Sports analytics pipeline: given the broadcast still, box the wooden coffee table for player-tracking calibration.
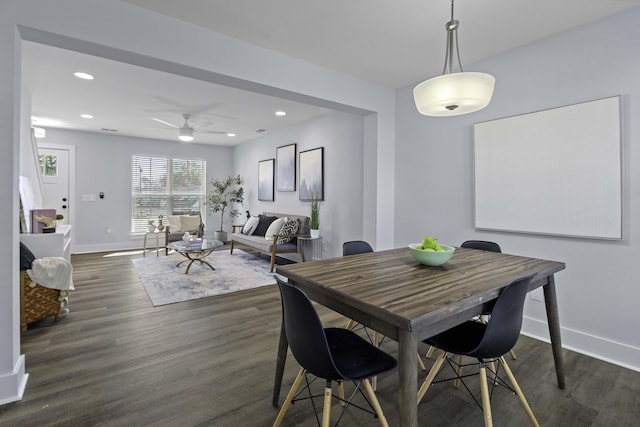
[167,240,223,274]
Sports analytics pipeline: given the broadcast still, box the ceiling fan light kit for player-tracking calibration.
[413,0,495,117]
[178,126,194,142]
[151,113,230,142]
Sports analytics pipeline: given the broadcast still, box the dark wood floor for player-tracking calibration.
[2,250,639,426]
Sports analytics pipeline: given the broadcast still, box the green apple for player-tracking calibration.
[422,237,438,249]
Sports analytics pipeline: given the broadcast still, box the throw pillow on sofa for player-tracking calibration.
[242,216,260,235]
[181,215,201,232]
[253,215,277,236]
[276,218,299,245]
[168,215,182,232]
[265,217,287,240]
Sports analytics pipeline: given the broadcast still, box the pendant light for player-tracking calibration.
[413,0,495,117]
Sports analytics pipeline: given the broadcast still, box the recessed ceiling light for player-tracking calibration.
[226,133,236,137]
[73,72,94,80]
[275,111,287,116]
[80,114,94,119]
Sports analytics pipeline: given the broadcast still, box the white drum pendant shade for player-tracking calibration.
[413,72,495,117]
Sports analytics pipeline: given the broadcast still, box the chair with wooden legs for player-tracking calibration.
[425,240,517,368]
[342,240,426,387]
[273,278,397,427]
[417,276,539,427]
[342,241,375,333]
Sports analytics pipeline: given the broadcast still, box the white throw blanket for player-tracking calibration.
[27,257,75,291]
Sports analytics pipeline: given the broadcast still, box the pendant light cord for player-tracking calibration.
[441,0,464,75]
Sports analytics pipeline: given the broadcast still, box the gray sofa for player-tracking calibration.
[230,212,310,272]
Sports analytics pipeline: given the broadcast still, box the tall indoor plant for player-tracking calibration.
[206,175,244,242]
[310,195,320,238]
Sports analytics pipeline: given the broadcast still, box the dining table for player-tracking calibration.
[273,246,566,426]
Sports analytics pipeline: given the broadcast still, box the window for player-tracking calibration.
[39,154,58,176]
[131,155,206,233]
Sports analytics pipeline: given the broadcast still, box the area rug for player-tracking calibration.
[132,249,277,306]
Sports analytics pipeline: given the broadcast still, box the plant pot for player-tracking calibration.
[214,231,228,243]
[310,229,320,238]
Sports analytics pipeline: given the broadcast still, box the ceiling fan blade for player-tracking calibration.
[196,129,227,135]
[151,117,179,128]
[192,119,215,129]
[199,111,238,121]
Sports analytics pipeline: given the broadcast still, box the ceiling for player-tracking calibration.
[23,0,640,146]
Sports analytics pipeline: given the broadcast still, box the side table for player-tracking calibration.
[298,236,323,262]
[143,231,162,257]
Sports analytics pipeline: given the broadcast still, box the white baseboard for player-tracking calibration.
[0,355,28,405]
[73,241,143,254]
[522,315,640,372]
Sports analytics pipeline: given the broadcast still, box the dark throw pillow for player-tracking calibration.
[20,242,36,271]
[253,215,277,236]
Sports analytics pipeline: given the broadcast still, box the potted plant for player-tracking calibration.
[310,195,320,238]
[207,175,244,242]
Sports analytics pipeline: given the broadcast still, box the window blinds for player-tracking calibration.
[131,155,206,233]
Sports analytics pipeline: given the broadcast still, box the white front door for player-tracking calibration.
[38,146,70,225]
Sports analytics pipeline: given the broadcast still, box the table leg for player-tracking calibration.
[154,233,159,257]
[398,328,418,427]
[143,233,148,257]
[184,260,196,274]
[196,259,215,271]
[543,274,565,389]
[273,316,288,407]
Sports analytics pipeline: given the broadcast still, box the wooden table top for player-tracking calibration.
[276,247,565,339]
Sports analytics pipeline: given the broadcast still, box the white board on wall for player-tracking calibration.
[474,96,622,240]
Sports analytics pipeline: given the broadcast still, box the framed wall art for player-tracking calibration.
[299,147,324,201]
[276,143,296,192]
[258,159,275,201]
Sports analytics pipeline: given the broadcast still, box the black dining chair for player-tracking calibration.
[417,276,539,427]
[342,240,374,256]
[460,239,502,253]
[342,241,374,331]
[273,278,397,427]
[460,241,518,358]
[342,241,426,385]
[425,240,517,361]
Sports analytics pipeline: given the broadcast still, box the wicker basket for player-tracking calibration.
[20,270,64,332]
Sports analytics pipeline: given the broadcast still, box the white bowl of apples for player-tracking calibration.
[408,237,455,266]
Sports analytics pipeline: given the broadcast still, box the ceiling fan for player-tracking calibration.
[151,113,228,142]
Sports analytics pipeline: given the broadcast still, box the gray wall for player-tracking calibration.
[234,111,365,259]
[394,8,640,370]
[42,128,234,253]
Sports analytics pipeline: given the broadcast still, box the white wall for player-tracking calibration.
[234,111,365,259]
[1,0,395,404]
[0,10,28,404]
[41,128,234,253]
[394,8,640,370]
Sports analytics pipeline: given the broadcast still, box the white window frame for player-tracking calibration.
[131,155,206,234]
